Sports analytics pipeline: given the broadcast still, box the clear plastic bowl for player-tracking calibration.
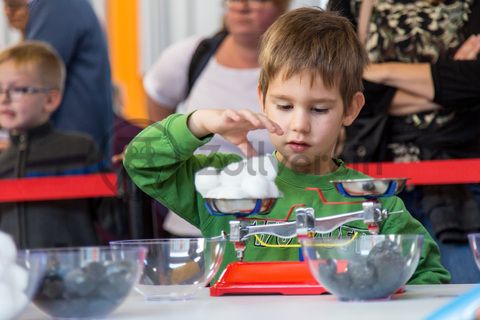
[301,234,423,301]
[110,237,226,300]
[468,233,480,270]
[1,251,47,320]
[30,246,146,319]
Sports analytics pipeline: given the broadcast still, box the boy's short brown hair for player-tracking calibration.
[0,40,66,92]
[259,7,368,109]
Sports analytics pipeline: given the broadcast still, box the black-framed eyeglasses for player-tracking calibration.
[0,86,52,101]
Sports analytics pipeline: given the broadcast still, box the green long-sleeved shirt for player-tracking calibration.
[124,114,451,284]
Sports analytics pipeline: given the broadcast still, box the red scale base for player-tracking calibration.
[210,261,328,296]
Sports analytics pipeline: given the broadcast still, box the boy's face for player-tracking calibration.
[0,61,59,131]
[258,70,364,174]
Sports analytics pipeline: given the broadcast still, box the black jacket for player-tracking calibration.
[0,122,103,249]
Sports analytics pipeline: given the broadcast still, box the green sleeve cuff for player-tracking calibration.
[165,113,213,157]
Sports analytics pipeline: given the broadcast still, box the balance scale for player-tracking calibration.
[204,178,408,296]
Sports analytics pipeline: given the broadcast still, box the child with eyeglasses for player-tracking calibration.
[0,41,105,249]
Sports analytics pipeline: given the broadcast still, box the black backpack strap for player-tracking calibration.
[186,30,228,98]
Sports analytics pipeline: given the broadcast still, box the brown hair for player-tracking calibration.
[0,40,65,92]
[259,7,368,109]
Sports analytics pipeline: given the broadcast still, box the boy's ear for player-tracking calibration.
[43,89,62,113]
[342,91,365,126]
[257,84,266,112]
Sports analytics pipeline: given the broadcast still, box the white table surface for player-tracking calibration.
[19,284,475,320]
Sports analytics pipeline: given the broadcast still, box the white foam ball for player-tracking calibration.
[0,232,17,265]
[195,167,220,197]
[0,261,10,280]
[205,188,221,199]
[264,154,278,181]
[241,175,271,199]
[5,264,28,292]
[219,161,244,187]
[0,283,15,320]
[267,181,280,198]
[11,290,28,312]
[244,155,278,180]
[215,186,249,199]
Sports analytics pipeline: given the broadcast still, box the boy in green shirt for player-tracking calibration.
[124,8,450,284]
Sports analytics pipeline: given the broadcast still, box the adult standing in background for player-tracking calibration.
[3,0,113,164]
[144,0,290,156]
[329,0,480,283]
[143,0,291,236]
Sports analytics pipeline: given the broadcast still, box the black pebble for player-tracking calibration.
[64,269,96,297]
[40,273,64,299]
[348,256,376,292]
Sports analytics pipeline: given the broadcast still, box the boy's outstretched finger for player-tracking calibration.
[258,114,284,135]
[223,109,241,122]
[238,109,263,128]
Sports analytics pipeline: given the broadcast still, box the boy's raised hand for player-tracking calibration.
[188,109,283,157]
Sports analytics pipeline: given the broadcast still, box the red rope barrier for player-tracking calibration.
[347,158,480,185]
[1,158,480,203]
[0,173,117,202]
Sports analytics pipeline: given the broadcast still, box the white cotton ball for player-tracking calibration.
[0,260,10,280]
[240,175,271,199]
[245,155,278,180]
[0,283,15,320]
[195,167,220,197]
[267,181,280,198]
[5,264,28,292]
[219,161,244,187]
[0,231,17,265]
[264,154,278,181]
[11,290,28,313]
[215,186,249,199]
[205,187,221,199]
[235,164,253,184]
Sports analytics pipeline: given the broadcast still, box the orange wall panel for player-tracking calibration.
[106,0,147,122]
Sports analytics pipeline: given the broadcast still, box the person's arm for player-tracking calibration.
[123,110,282,226]
[188,109,283,157]
[432,58,480,109]
[123,114,240,229]
[363,63,435,101]
[380,197,451,284]
[364,35,480,110]
[143,36,204,122]
[388,90,441,116]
